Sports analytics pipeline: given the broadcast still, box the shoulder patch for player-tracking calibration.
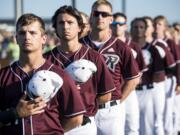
[142,49,152,65]
[131,48,137,59]
[155,45,166,58]
[107,48,115,52]
[156,39,168,47]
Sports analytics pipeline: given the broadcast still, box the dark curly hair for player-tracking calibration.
[130,17,148,31]
[52,5,84,38]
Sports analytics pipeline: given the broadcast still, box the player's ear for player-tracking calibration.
[125,24,128,30]
[78,25,82,33]
[42,34,47,45]
[15,34,20,46]
[109,15,113,24]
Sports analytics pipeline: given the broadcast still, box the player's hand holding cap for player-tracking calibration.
[65,59,97,83]
[27,70,63,102]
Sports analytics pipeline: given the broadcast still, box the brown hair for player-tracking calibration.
[154,15,169,28]
[52,5,84,38]
[16,13,45,35]
[91,0,112,12]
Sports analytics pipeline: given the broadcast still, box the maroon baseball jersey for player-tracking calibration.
[44,45,116,116]
[125,38,147,72]
[165,38,180,85]
[81,36,140,100]
[177,45,180,85]
[0,60,85,135]
[152,39,176,74]
[140,42,166,84]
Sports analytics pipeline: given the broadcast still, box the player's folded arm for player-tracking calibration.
[97,92,112,105]
[61,114,83,132]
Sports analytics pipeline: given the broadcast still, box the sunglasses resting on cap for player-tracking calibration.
[112,21,126,26]
[93,11,112,18]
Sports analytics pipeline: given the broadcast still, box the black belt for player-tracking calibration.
[136,84,154,91]
[167,74,173,78]
[99,100,118,109]
[81,116,91,126]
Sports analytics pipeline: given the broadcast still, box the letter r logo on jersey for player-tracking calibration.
[103,54,119,72]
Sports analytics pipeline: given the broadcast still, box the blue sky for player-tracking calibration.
[0,0,180,24]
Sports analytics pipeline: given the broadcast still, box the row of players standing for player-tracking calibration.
[45,1,140,135]
[80,1,180,135]
[0,1,139,135]
[110,8,180,135]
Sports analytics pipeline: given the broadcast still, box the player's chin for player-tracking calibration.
[97,26,105,30]
[21,48,34,53]
[62,36,73,41]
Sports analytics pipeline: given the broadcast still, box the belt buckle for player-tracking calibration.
[136,85,143,90]
[81,116,91,126]
[147,84,154,89]
[98,100,118,109]
[99,103,106,109]
[110,100,117,106]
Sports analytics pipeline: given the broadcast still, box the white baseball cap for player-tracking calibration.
[27,70,63,102]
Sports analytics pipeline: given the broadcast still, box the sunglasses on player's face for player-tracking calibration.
[112,21,126,26]
[93,11,112,18]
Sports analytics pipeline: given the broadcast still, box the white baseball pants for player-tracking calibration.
[153,82,166,135]
[124,90,139,135]
[173,94,180,134]
[164,76,176,135]
[65,116,97,135]
[136,85,154,135]
[95,100,125,135]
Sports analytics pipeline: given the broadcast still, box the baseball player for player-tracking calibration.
[173,45,180,135]
[111,12,147,135]
[172,24,180,134]
[44,5,116,135]
[81,1,140,135]
[131,17,176,135]
[0,13,86,135]
[144,16,155,44]
[154,15,180,135]
[79,11,90,38]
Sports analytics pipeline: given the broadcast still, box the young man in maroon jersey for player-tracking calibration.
[79,11,91,38]
[131,17,175,135]
[0,13,85,135]
[81,0,140,135]
[44,5,115,135]
[153,15,180,135]
[111,12,147,135]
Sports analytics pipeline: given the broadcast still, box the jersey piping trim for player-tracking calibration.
[82,38,90,48]
[97,87,116,95]
[79,47,90,59]
[64,110,86,117]
[167,63,176,68]
[141,67,148,72]
[99,38,118,54]
[10,64,26,135]
[124,72,141,80]
[51,49,65,68]
[153,70,165,74]
[126,38,131,46]
[47,64,54,70]
[176,60,180,64]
